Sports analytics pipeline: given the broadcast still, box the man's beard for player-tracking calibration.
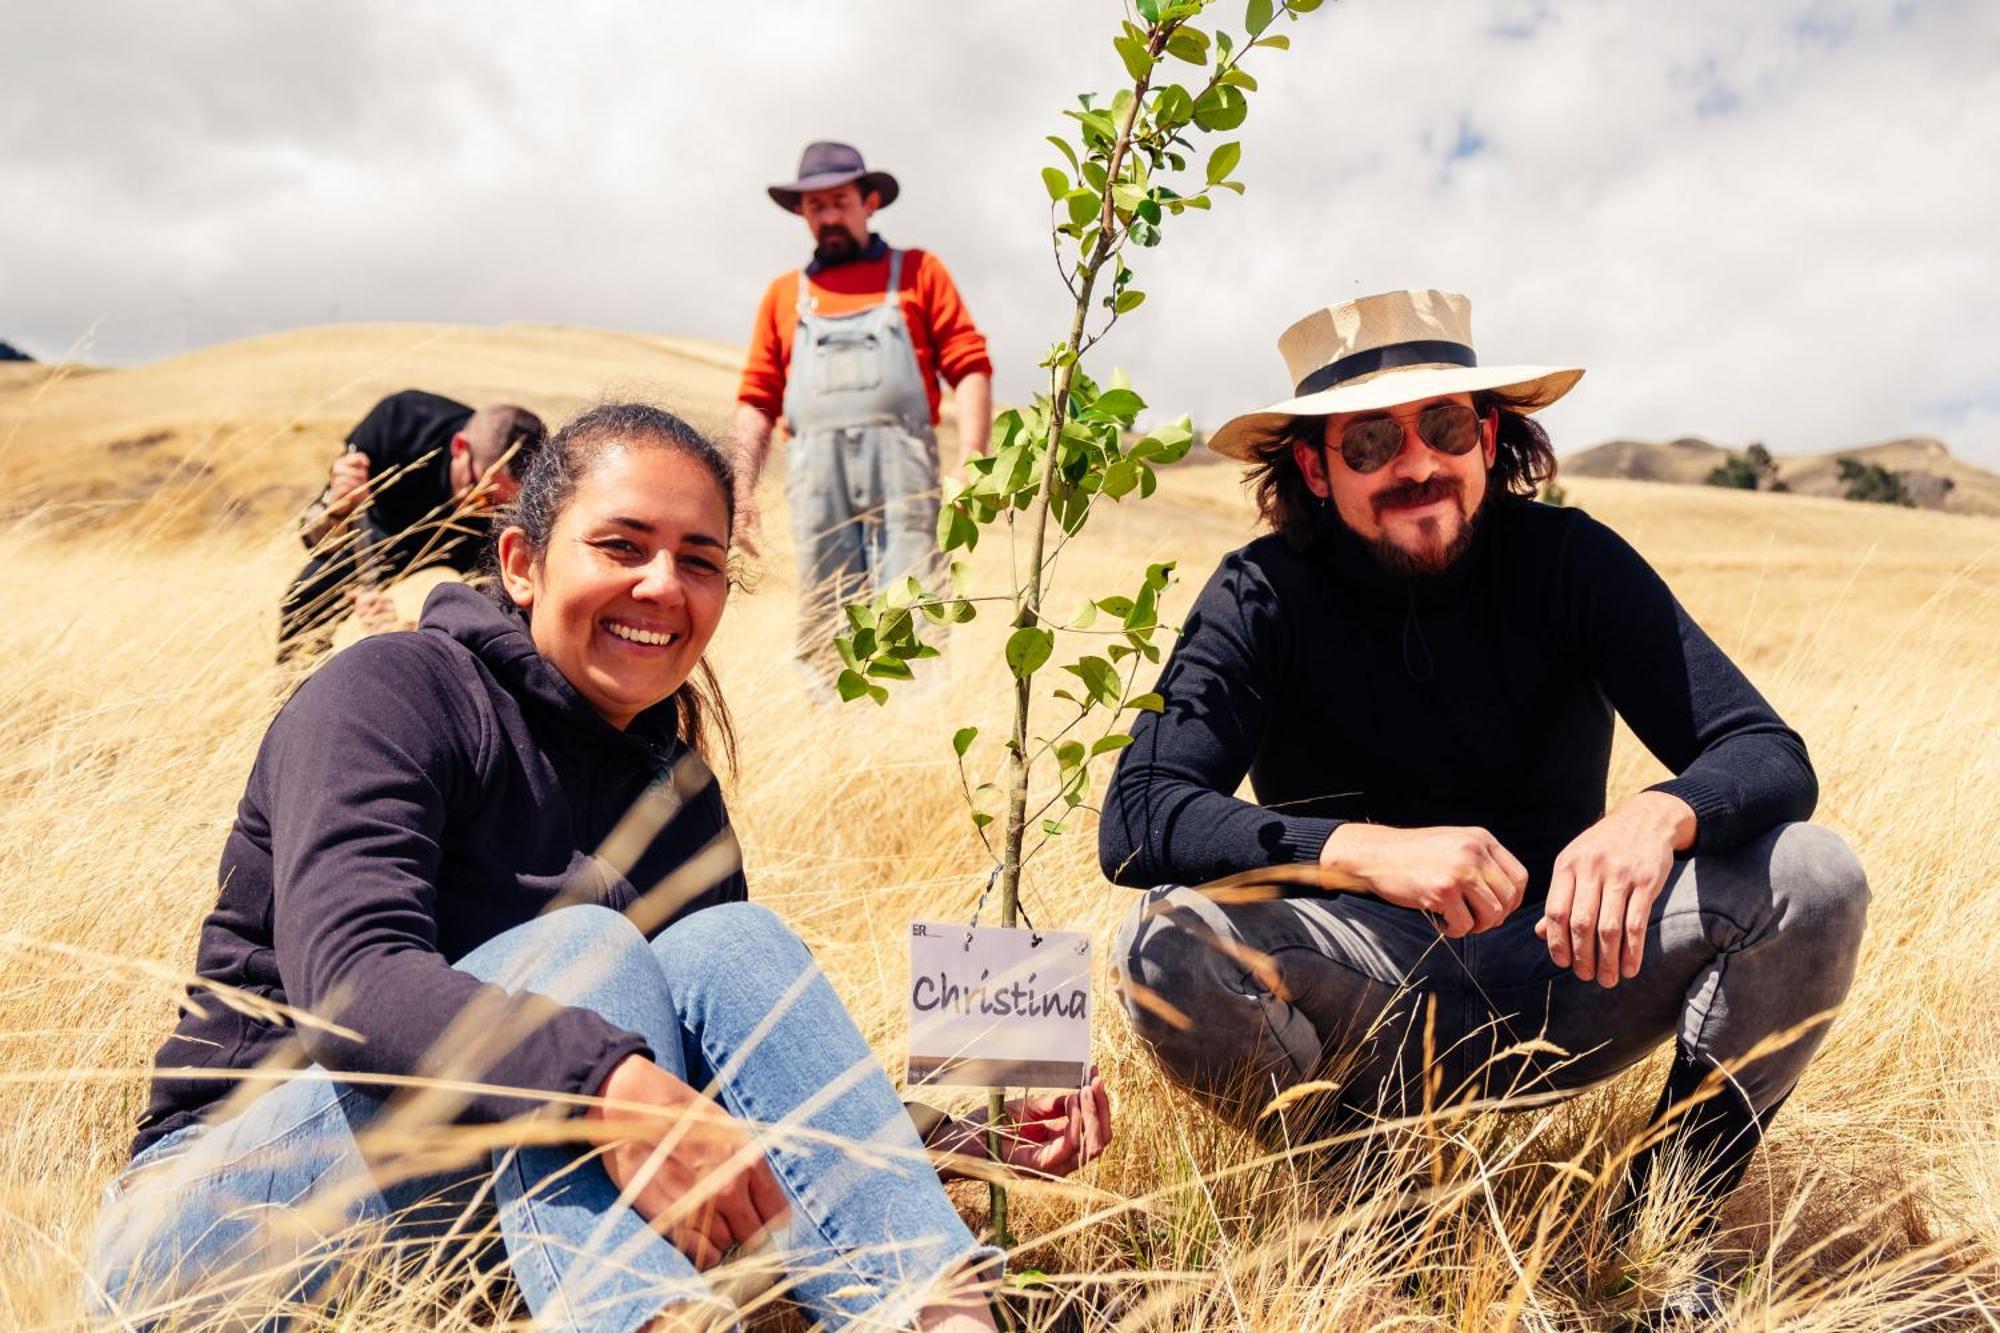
[1361,476,1486,578]
[813,225,866,265]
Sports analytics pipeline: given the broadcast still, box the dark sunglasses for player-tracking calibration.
[1334,402,1487,475]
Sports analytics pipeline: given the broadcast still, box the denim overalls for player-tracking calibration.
[781,248,942,677]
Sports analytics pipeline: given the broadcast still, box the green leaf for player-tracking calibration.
[1113,34,1154,81]
[1220,67,1258,92]
[951,726,978,758]
[1097,595,1135,617]
[1091,733,1135,757]
[1135,0,1160,19]
[1005,626,1054,678]
[1253,33,1290,49]
[1041,166,1070,201]
[1065,189,1099,229]
[1129,691,1167,713]
[1164,25,1211,64]
[1193,84,1248,131]
[1206,141,1242,184]
[1246,0,1275,33]
[867,658,914,681]
[1154,84,1196,129]
[1111,182,1146,216]
[1290,0,1325,12]
[1040,818,1069,836]
[1114,289,1147,314]
[1046,135,1080,172]
[1101,457,1141,498]
[836,669,881,704]
[1068,599,1099,630]
[1094,387,1147,419]
[1055,740,1087,770]
[1063,655,1122,707]
[938,504,979,553]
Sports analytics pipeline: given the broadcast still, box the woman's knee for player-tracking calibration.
[465,904,660,1008]
[651,901,809,977]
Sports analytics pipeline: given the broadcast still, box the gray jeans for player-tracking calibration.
[1113,822,1868,1130]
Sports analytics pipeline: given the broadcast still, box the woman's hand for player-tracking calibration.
[933,1068,1112,1179]
[588,1054,789,1269]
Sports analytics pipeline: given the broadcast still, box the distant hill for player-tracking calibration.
[0,340,33,363]
[1563,434,2000,517]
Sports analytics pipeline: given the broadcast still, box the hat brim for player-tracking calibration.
[1205,363,1585,461]
[767,170,901,214]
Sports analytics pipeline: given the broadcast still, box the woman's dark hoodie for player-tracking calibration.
[133,584,746,1156]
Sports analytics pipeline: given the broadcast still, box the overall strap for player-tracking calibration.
[883,248,903,308]
[794,269,813,317]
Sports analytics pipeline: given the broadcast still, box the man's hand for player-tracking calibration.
[1320,823,1529,938]
[934,1069,1112,1180]
[325,450,371,520]
[348,589,400,635]
[1537,791,1697,988]
[589,1054,789,1270]
[726,404,779,557]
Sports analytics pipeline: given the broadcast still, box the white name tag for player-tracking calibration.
[906,921,1092,1090]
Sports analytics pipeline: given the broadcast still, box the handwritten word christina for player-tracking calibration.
[911,970,1088,1020]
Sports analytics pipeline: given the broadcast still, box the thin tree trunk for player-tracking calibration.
[985,44,1158,1249]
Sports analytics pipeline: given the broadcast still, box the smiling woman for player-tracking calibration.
[493,404,741,749]
[84,403,1113,1332]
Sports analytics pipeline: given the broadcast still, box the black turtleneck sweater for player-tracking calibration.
[1099,497,1816,894]
[133,584,746,1156]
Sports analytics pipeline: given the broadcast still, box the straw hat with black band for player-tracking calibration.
[1206,289,1585,462]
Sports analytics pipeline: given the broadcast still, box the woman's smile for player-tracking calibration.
[601,617,682,650]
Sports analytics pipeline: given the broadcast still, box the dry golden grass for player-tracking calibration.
[2,333,1997,1329]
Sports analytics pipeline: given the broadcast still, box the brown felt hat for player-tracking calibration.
[767,141,900,213]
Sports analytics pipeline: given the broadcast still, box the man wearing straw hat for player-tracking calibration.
[730,141,993,693]
[1100,290,1868,1314]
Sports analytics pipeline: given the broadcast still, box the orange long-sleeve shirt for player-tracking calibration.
[736,239,992,426]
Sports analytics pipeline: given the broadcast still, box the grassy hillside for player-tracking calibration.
[2,327,1996,1329]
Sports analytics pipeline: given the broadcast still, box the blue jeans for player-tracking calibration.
[88,904,1000,1330]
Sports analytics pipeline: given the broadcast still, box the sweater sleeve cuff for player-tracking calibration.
[1645,776,1731,853]
[573,1031,655,1119]
[1274,817,1344,866]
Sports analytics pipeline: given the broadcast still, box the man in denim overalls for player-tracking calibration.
[732,142,994,695]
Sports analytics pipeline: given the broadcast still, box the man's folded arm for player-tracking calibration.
[1569,514,1817,854]
[1099,554,1342,887]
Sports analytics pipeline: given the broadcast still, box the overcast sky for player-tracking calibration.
[4,1,1996,463]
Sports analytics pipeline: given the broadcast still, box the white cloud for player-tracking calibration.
[1,0,1995,465]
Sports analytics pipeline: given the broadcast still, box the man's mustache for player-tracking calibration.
[1373,476,1461,516]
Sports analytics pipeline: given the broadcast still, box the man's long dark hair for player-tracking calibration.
[1245,391,1559,549]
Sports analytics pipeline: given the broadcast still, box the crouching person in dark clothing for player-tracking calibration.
[278,390,547,661]
[1099,290,1866,1324]
[93,405,1110,1332]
